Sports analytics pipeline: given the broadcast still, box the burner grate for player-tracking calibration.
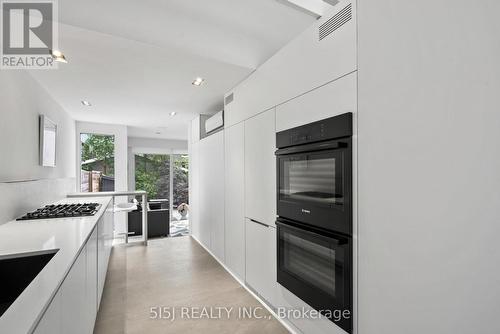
[16,203,101,221]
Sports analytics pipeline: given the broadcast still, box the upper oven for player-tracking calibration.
[275,113,353,235]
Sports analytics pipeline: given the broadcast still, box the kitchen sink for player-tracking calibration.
[0,249,58,317]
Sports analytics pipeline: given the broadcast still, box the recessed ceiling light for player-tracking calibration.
[81,100,91,106]
[170,111,177,116]
[192,77,205,86]
[51,50,67,63]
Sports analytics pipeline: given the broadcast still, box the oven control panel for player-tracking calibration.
[276,112,352,149]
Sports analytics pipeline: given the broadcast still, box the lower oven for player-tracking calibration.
[276,218,352,333]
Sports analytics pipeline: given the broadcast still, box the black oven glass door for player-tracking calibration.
[277,219,352,333]
[277,139,352,234]
[280,150,343,206]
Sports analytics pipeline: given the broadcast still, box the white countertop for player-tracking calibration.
[0,196,112,334]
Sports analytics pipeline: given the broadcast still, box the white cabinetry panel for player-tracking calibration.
[224,123,245,280]
[60,248,87,334]
[276,72,357,132]
[33,208,111,334]
[32,293,61,334]
[245,219,277,306]
[244,109,276,226]
[97,207,111,308]
[198,131,225,260]
[85,227,98,333]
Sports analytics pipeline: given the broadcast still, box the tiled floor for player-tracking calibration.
[93,236,289,334]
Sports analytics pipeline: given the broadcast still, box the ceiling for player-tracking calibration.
[29,0,316,140]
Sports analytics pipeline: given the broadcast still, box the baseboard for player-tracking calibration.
[190,234,302,334]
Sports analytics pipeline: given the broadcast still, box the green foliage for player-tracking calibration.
[135,169,159,199]
[134,154,189,204]
[135,154,169,200]
[81,134,115,175]
[173,155,189,205]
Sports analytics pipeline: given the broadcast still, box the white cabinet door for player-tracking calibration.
[60,248,87,334]
[276,72,357,132]
[96,202,113,308]
[224,123,245,280]
[97,216,106,307]
[32,293,61,334]
[245,218,277,306]
[198,131,225,260]
[104,202,113,265]
[244,108,276,226]
[85,227,98,333]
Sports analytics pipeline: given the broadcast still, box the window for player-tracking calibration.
[80,134,115,192]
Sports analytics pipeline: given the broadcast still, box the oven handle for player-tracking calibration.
[276,218,350,245]
[275,139,348,156]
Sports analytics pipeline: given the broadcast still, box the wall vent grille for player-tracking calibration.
[224,93,234,105]
[319,3,352,41]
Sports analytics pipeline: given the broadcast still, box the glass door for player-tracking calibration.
[171,154,189,236]
[133,153,189,237]
[279,150,344,207]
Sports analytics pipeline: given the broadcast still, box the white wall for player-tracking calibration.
[0,71,76,224]
[0,71,76,182]
[128,137,188,155]
[357,1,500,333]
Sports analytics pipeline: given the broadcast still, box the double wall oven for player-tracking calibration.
[275,112,353,333]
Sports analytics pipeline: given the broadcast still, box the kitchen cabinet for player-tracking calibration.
[33,202,113,334]
[85,227,98,333]
[198,131,225,260]
[32,293,61,334]
[224,123,245,280]
[275,72,357,132]
[97,205,113,307]
[60,245,87,334]
[245,218,277,306]
[244,108,276,226]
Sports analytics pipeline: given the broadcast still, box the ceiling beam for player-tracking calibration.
[277,0,337,17]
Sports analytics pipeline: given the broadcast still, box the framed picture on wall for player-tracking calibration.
[39,115,57,167]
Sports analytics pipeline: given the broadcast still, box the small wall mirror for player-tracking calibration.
[39,115,57,167]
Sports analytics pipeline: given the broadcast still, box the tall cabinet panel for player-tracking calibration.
[244,108,277,226]
[245,218,277,306]
[198,131,225,260]
[224,123,245,280]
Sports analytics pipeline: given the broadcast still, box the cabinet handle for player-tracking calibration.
[249,219,270,228]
